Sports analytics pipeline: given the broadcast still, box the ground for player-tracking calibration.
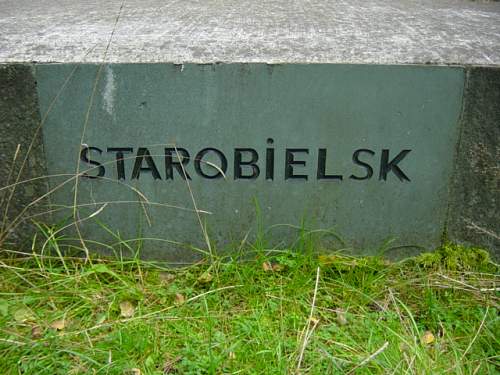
[0,241,498,374]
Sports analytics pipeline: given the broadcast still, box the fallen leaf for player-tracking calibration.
[421,330,435,345]
[272,263,284,272]
[0,299,9,316]
[119,301,135,318]
[13,307,33,323]
[197,271,213,284]
[50,318,66,330]
[336,309,348,326]
[399,342,409,352]
[159,272,175,283]
[31,325,43,339]
[318,255,338,265]
[96,313,107,325]
[262,261,273,272]
[174,293,186,305]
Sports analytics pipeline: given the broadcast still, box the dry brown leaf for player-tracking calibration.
[262,261,273,272]
[421,331,435,345]
[159,272,175,283]
[272,263,284,272]
[175,293,186,305]
[318,255,338,265]
[119,301,135,318]
[31,325,43,338]
[50,318,66,330]
[197,271,213,284]
[336,309,348,326]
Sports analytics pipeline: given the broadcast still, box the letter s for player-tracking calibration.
[80,146,105,178]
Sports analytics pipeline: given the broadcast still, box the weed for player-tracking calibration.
[411,242,494,272]
[0,234,497,374]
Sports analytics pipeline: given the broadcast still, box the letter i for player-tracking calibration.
[266,138,274,180]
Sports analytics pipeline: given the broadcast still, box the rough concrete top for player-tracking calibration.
[1,0,500,65]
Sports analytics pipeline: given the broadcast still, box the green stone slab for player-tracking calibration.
[34,63,465,260]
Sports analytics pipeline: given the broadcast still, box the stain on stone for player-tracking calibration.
[266,64,276,75]
[173,63,184,72]
[0,64,48,251]
[239,64,251,75]
[447,67,500,257]
[196,63,216,72]
[102,65,116,116]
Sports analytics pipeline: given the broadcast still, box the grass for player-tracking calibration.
[0,239,498,374]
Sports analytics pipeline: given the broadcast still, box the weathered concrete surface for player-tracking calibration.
[0,65,48,250]
[1,0,500,65]
[447,68,500,255]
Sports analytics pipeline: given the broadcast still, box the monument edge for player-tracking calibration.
[446,66,500,258]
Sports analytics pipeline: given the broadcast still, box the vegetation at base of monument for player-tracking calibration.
[0,238,498,375]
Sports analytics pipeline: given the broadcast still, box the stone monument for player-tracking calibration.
[1,0,499,260]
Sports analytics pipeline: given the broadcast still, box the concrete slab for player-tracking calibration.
[1,0,500,64]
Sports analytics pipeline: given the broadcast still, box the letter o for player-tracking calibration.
[194,148,228,179]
